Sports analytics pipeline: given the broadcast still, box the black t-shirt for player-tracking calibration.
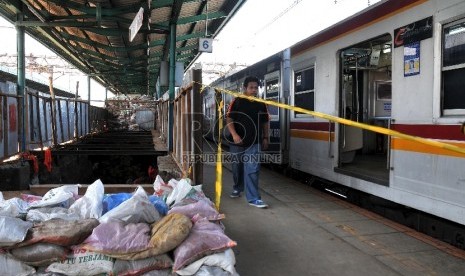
[226,97,269,147]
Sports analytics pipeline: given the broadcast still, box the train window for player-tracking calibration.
[442,18,465,115]
[294,67,315,116]
[266,79,279,98]
[265,78,279,116]
[376,82,392,100]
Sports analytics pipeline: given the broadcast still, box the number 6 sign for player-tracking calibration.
[198,38,213,53]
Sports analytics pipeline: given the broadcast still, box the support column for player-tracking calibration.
[16,20,26,153]
[74,81,79,139]
[87,75,91,133]
[192,68,203,185]
[168,23,176,152]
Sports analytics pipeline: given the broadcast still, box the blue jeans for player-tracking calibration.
[229,143,261,202]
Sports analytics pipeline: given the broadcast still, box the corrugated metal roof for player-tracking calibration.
[0,0,246,95]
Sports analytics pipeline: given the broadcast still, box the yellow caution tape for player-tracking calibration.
[197,82,465,156]
[187,165,192,179]
[195,81,465,211]
[215,95,224,211]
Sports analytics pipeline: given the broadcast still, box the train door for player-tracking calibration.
[264,71,282,164]
[336,34,392,186]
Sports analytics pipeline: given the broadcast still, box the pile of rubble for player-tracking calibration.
[0,177,238,275]
[105,95,158,131]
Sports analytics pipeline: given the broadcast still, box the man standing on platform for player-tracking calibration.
[226,76,270,208]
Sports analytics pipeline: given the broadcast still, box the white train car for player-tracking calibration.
[288,0,465,230]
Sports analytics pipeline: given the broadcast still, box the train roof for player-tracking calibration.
[291,0,426,55]
[210,51,283,87]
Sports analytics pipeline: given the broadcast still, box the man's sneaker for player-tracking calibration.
[230,190,241,198]
[248,199,268,208]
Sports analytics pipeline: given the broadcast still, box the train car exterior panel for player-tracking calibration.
[286,0,465,226]
[391,35,434,122]
[391,150,465,224]
[205,0,465,229]
[392,150,465,203]
[290,137,334,176]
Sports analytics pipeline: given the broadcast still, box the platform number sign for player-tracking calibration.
[199,38,213,53]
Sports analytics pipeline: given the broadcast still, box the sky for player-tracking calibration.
[0,18,113,107]
[0,0,381,100]
[196,0,381,81]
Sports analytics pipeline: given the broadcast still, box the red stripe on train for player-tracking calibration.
[391,124,465,141]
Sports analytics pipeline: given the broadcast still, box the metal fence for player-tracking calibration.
[157,68,203,184]
[0,80,108,161]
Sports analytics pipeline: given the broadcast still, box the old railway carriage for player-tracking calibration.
[289,0,465,230]
[204,0,465,243]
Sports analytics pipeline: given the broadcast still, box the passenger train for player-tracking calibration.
[202,0,465,247]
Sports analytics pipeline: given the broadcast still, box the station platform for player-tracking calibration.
[201,162,465,275]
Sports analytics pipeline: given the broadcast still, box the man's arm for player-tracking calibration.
[262,120,269,139]
[226,116,242,144]
[261,120,269,150]
[261,104,270,150]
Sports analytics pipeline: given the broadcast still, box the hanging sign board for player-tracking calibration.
[129,7,144,42]
[198,38,213,53]
[394,16,433,48]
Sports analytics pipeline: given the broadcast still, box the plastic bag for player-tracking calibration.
[10,243,68,267]
[29,266,67,275]
[153,175,173,199]
[29,185,79,209]
[83,220,150,254]
[46,246,114,276]
[69,179,104,219]
[26,207,81,222]
[112,254,173,275]
[0,252,36,276]
[173,217,237,271]
[102,193,132,214]
[166,179,195,206]
[167,178,179,188]
[14,218,99,247]
[107,213,192,260]
[99,186,160,224]
[138,269,172,276]
[20,194,43,204]
[0,197,29,218]
[0,216,33,246]
[176,249,238,276]
[148,195,168,216]
[194,265,234,276]
[168,199,225,221]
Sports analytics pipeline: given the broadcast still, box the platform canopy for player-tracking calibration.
[0,0,245,95]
